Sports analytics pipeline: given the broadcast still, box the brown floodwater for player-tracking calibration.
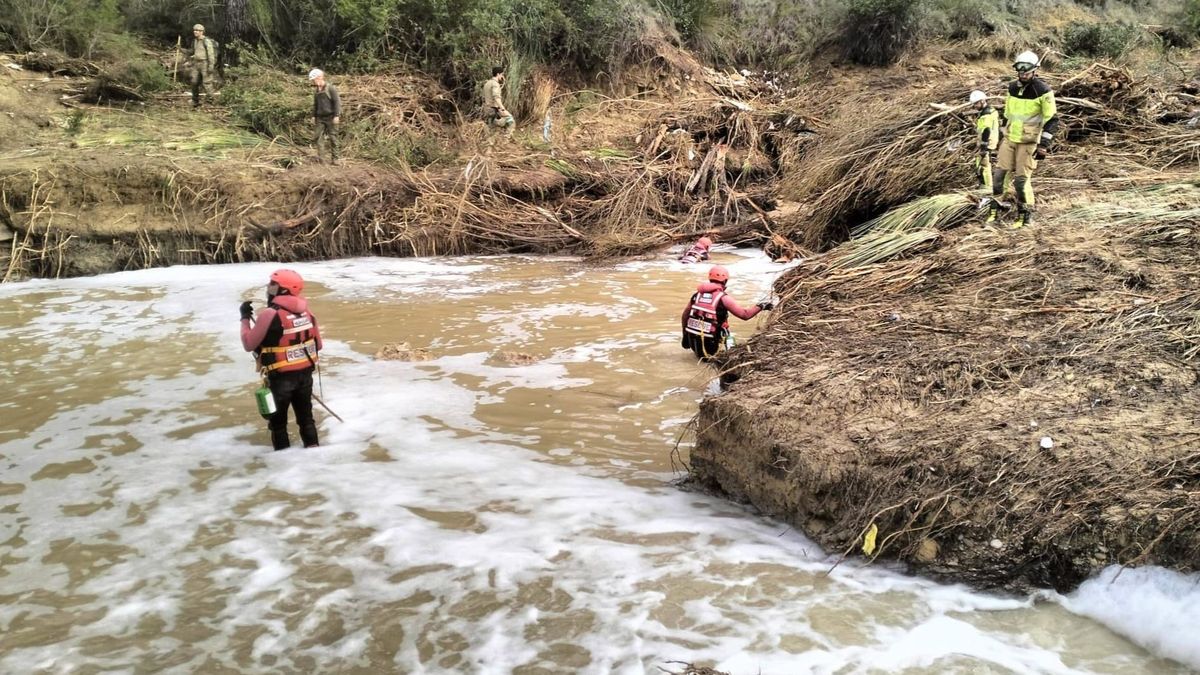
[0,253,1194,673]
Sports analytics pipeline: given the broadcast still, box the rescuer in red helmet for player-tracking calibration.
[679,236,713,264]
[240,268,323,450]
[681,265,773,359]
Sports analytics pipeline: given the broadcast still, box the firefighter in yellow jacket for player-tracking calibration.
[987,51,1059,228]
[970,90,999,189]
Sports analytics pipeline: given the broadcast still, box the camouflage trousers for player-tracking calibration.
[190,68,211,107]
[315,117,338,163]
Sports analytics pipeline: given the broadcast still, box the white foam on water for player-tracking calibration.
[1062,565,1200,669]
[0,254,1194,674]
[475,302,620,342]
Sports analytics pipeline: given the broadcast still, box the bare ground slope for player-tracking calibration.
[691,184,1200,592]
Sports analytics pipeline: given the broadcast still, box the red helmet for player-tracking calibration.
[697,236,713,248]
[270,268,304,295]
[708,265,729,283]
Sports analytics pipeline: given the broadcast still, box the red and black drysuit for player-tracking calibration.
[680,281,763,359]
[241,293,323,450]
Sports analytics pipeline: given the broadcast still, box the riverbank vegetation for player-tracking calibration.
[2,0,1198,594]
[3,0,1196,93]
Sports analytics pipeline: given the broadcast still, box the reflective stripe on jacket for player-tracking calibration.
[258,306,319,373]
[976,106,1000,151]
[685,288,727,337]
[1003,77,1058,145]
[679,244,710,264]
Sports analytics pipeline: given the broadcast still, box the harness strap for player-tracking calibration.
[260,338,317,354]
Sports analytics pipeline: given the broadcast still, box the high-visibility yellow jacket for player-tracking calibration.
[976,106,999,152]
[1003,76,1058,146]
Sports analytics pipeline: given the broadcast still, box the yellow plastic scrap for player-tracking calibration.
[862,523,879,556]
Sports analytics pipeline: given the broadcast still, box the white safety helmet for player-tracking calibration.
[308,68,324,81]
[969,90,987,104]
[1013,51,1040,71]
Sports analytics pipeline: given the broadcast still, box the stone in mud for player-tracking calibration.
[374,342,433,361]
[915,538,939,562]
[499,351,538,366]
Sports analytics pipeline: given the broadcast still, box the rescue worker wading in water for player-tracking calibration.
[681,265,772,359]
[240,269,323,450]
[679,236,712,264]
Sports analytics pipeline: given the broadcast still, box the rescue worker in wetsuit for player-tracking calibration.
[970,90,999,189]
[681,265,773,359]
[240,269,323,451]
[987,51,1059,228]
[679,236,712,264]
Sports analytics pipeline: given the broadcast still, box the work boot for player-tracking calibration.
[984,197,1001,223]
[1012,210,1031,229]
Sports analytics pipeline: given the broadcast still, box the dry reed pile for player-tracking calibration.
[775,80,976,251]
[694,179,1200,591]
[774,64,1200,253]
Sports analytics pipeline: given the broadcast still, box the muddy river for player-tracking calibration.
[1,251,1196,673]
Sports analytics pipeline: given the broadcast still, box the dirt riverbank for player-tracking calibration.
[690,180,1200,593]
[0,47,798,279]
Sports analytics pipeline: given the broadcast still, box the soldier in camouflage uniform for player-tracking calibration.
[482,66,515,140]
[187,24,218,108]
[309,69,342,165]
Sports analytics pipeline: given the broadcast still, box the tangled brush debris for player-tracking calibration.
[692,178,1200,591]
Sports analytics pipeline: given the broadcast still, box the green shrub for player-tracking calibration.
[659,0,723,41]
[0,0,122,56]
[220,65,310,142]
[1180,0,1200,41]
[1061,21,1143,59]
[837,0,922,65]
[97,33,172,94]
[108,56,172,94]
[926,0,996,40]
[120,0,217,45]
[64,109,85,135]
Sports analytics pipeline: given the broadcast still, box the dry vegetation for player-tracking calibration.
[1,50,815,278]
[687,59,1200,591]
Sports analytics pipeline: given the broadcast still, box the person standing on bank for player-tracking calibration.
[240,269,323,451]
[970,90,999,189]
[987,51,1059,228]
[186,24,219,109]
[310,68,341,165]
[482,66,515,140]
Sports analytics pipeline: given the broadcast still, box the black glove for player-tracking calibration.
[756,301,774,311]
[240,301,254,321]
[1034,144,1049,160]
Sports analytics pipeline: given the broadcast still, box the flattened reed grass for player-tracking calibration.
[724,175,1200,590]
